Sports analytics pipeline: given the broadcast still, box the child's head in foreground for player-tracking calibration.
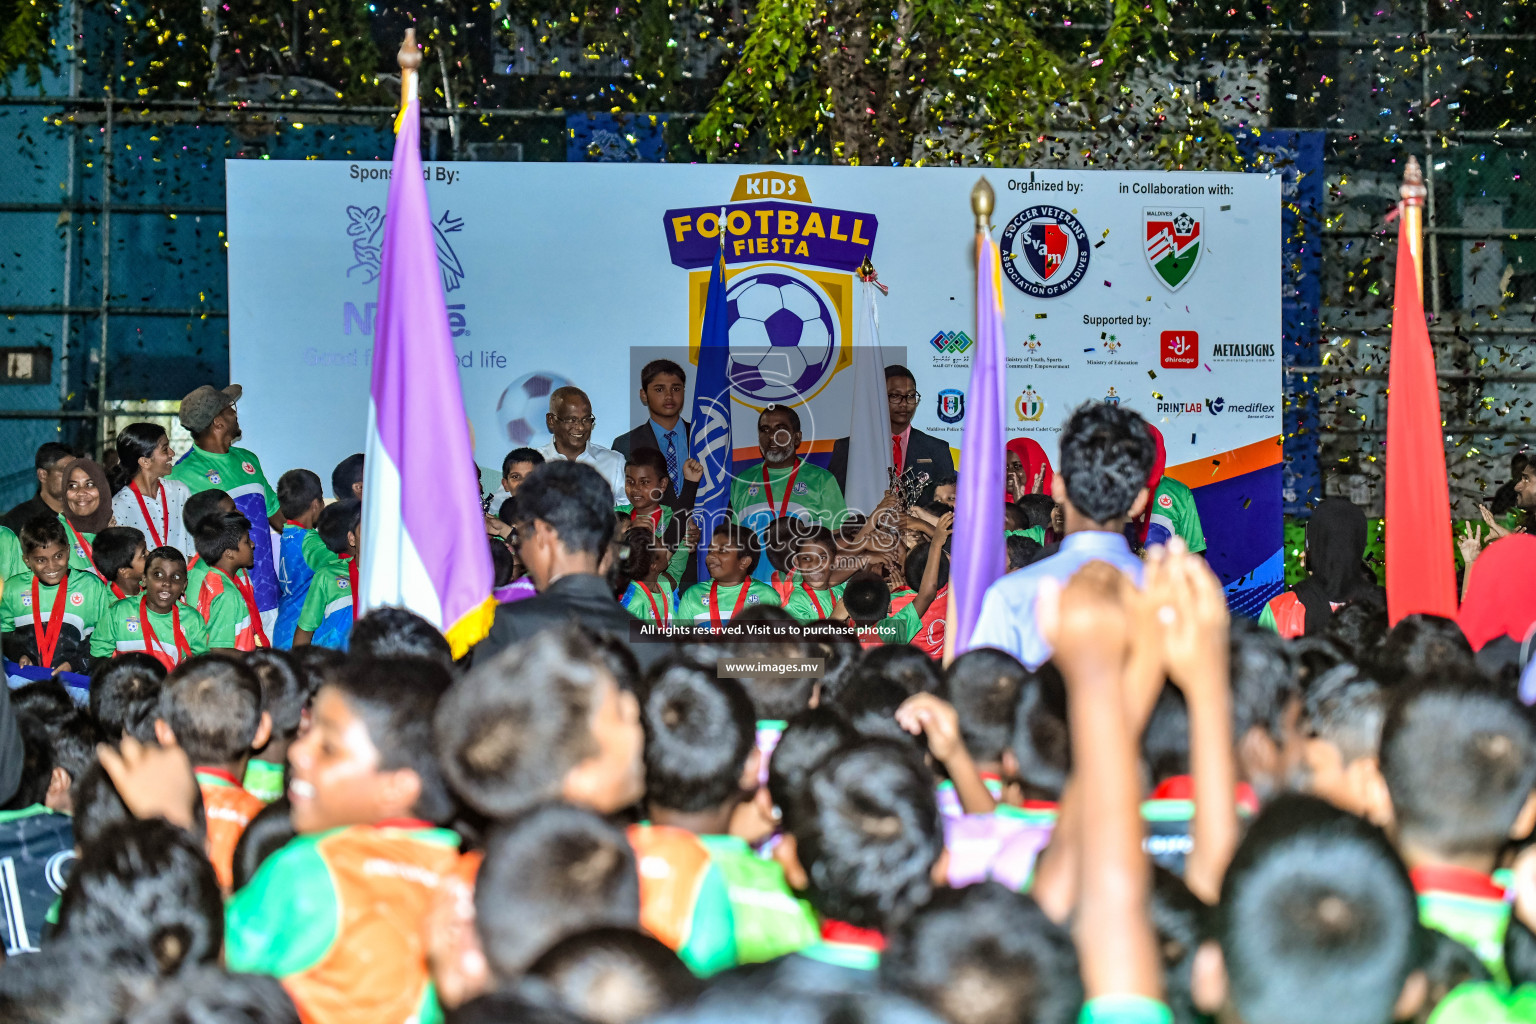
[942,648,1028,773]
[1194,794,1427,1024]
[20,514,71,587]
[640,658,756,822]
[90,653,166,742]
[527,927,701,1024]
[93,526,147,597]
[155,654,271,773]
[1299,664,1390,821]
[435,625,643,820]
[287,655,456,833]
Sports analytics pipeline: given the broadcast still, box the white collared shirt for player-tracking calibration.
[536,440,628,504]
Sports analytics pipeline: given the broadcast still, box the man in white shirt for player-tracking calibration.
[536,386,626,504]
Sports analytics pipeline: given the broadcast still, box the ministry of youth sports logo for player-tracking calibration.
[346,205,467,294]
[1144,208,1203,291]
[1000,206,1090,298]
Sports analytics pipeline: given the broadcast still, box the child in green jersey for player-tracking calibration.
[194,510,268,653]
[0,515,111,673]
[677,524,781,627]
[630,661,817,974]
[617,526,676,625]
[181,488,236,600]
[90,526,147,601]
[782,526,845,623]
[620,449,674,535]
[90,546,210,670]
[294,498,360,651]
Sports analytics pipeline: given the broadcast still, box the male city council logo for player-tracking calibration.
[937,389,965,424]
[347,205,467,294]
[1000,206,1090,298]
[929,330,973,355]
[1016,387,1045,422]
[1144,208,1203,291]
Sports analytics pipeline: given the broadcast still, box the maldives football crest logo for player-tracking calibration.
[1000,206,1090,298]
[1144,208,1203,291]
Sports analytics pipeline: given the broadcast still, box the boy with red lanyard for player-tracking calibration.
[91,546,209,670]
[677,524,781,627]
[193,510,270,653]
[618,526,677,625]
[0,515,111,673]
[617,449,702,534]
[782,528,846,622]
[182,488,237,600]
[293,499,360,652]
[90,526,148,601]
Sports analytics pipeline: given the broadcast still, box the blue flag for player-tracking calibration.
[688,253,732,584]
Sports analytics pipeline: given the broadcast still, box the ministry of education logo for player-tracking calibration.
[937,389,965,424]
[1000,206,1091,298]
[1145,208,1203,291]
[1016,387,1045,422]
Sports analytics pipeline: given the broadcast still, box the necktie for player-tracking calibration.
[892,434,903,474]
[664,432,680,492]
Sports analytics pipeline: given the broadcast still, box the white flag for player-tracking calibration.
[845,279,893,514]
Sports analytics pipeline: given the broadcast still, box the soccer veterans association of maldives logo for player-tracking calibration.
[1000,206,1090,298]
[1144,208,1203,291]
[937,389,965,424]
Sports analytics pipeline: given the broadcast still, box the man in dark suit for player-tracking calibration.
[473,460,672,670]
[611,358,692,504]
[828,364,956,506]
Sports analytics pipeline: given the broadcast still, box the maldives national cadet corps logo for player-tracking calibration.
[937,389,965,424]
[1144,208,1203,291]
[1000,206,1091,298]
[1016,387,1045,422]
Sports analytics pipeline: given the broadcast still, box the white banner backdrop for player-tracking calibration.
[227,162,1281,601]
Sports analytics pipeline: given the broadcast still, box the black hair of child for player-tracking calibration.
[502,447,546,479]
[1379,676,1536,859]
[159,654,264,766]
[122,966,300,1024]
[474,802,640,981]
[762,518,803,576]
[1002,503,1027,533]
[45,706,100,789]
[448,990,587,1024]
[838,675,923,755]
[1288,635,1349,693]
[642,358,688,389]
[1013,493,1056,532]
[626,447,669,480]
[804,623,862,707]
[19,513,68,554]
[231,798,298,894]
[72,760,207,853]
[1229,618,1302,745]
[5,713,57,810]
[840,572,891,624]
[490,537,516,589]
[436,627,620,819]
[330,453,364,501]
[711,522,762,576]
[91,653,167,743]
[0,938,148,1024]
[1011,662,1072,800]
[903,542,951,594]
[857,645,942,698]
[1212,794,1424,1024]
[145,544,187,572]
[881,881,1082,1024]
[1142,687,1191,786]
[1373,613,1476,684]
[1005,534,1044,573]
[723,605,817,721]
[317,498,361,556]
[767,706,858,830]
[1303,665,1388,767]
[57,818,224,977]
[349,606,454,669]
[327,656,456,825]
[1149,867,1206,1024]
[792,740,943,933]
[276,468,324,522]
[93,526,146,587]
[1057,401,1155,523]
[640,659,755,814]
[182,488,232,535]
[518,461,619,559]
[1326,593,1389,661]
[244,648,307,743]
[11,677,75,725]
[943,648,1027,766]
[617,526,661,591]
[193,511,252,567]
[527,927,703,1024]
[580,624,641,698]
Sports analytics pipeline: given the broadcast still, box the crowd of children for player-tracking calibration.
[2,391,1536,1024]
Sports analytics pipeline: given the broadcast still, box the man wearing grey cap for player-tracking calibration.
[168,384,285,627]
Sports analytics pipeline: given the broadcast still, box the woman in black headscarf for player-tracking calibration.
[1261,498,1381,639]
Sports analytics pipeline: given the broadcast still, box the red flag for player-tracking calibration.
[1385,214,1456,623]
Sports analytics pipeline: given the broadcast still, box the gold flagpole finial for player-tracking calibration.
[398,29,421,112]
[1400,155,1427,299]
[971,177,995,232]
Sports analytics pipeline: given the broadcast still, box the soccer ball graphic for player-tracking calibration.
[1173,212,1195,235]
[725,271,837,403]
[496,370,572,447]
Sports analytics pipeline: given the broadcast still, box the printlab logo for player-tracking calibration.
[1015,387,1045,422]
[1160,330,1199,369]
[1144,209,1203,291]
[928,330,974,355]
[344,206,470,337]
[937,389,965,424]
[1157,400,1204,415]
[1000,205,1091,298]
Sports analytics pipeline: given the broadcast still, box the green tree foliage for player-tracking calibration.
[1,0,63,86]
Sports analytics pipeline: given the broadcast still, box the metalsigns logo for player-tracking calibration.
[1015,387,1045,422]
[1160,330,1199,369]
[929,330,974,355]
[1000,206,1091,298]
[937,389,965,424]
[1144,208,1203,291]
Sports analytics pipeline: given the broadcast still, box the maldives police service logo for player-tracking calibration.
[937,389,965,424]
[1000,206,1090,298]
[1144,208,1203,291]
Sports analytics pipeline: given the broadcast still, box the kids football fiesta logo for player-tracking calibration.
[1000,206,1090,298]
[1144,209,1203,291]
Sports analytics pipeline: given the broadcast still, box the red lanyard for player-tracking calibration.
[638,582,668,625]
[760,461,802,519]
[218,567,270,648]
[139,595,190,667]
[708,581,751,629]
[64,520,103,582]
[801,581,828,618]
[110,582,125,600]
[341,553,359,617]
[130,480,170,548]
[284,520,308,529]
[638,507,663,532]
[31,576,69,668]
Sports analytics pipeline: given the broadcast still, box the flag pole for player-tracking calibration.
[396,29,420,130]
[1400,155,1426,300]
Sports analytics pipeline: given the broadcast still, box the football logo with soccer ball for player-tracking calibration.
[724,269,838,403]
